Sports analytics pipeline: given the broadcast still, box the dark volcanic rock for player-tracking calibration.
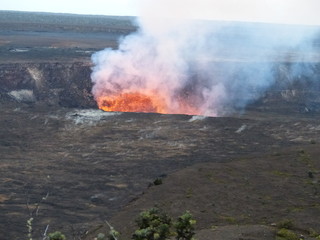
[1,104,320,240]
[248,63,320,114]
[0,62,97,108]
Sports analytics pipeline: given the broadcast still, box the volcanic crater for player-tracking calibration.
[1,11,320,240]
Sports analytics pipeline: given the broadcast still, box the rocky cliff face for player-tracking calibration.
[0,61,97,108]
[0,61,319,114]
[253,62,320,113]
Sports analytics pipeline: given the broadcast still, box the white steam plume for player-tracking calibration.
[91,0,320,116]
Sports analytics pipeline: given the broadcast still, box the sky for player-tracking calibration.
[0,0,139,16]
[1,0,320,25]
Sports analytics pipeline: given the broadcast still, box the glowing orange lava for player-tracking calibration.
[97,92,167,113]
[97,91,204,115]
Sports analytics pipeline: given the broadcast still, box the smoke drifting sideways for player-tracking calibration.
[91,0,320,116]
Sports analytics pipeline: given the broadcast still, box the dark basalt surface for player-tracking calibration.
[1,103,320,239]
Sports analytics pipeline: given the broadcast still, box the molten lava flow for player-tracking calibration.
[97,90,205,115]
[97,92,168,114]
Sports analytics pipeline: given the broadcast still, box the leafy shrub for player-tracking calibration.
[132,208,172,240]
[108,228,120,240]
[174,211,196,240]
[276,228,299,240]
[131,208,196,240]
[48,231,66,240]
[309,228,320,239]
[276,219,294,230]
[153,178,163,186]
[96,233,106,240]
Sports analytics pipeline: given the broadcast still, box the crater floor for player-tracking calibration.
[1,102,320,239]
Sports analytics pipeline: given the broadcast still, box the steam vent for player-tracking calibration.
[1,11,320,240]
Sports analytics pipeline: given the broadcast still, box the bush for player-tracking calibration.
[96,233,106,240]
[108,229,120,240]
[153,178,163,186]
[309,228,320,239]
[174,211,196,240]
[131,208,196,240]
[48,231,66,240]
[132,208,172,240]
[276,219,294,230]
[276,228,299,240]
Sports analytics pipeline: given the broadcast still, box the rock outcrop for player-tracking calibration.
[0,61,97,108]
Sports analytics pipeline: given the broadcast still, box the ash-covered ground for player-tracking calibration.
[1,103,320,239]
[0,11,320,240]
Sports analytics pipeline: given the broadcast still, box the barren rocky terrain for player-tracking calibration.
[0,11,320,240]
[1,102,320,240]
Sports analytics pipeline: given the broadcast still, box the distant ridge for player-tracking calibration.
[1,10,319,34]
[0,10,137,33]
[0,10,136,19]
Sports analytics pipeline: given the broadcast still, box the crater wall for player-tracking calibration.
[0,61,96,108]
[1,61,319,114]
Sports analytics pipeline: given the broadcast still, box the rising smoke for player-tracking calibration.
[91,0,320,116]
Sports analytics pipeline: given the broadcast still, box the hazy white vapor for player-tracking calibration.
[2,0,320,25]
[91,0,320,116]
[138,0,320,26]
